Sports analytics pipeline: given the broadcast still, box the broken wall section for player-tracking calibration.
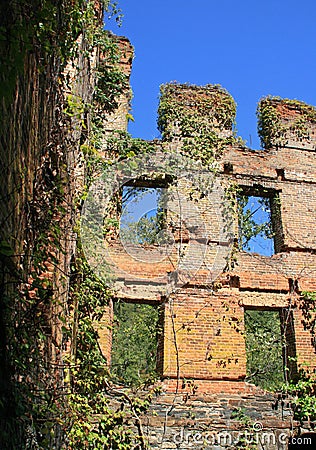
[100,83,316,392]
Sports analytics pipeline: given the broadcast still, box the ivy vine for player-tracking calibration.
[157,82,237,166]
[257,96,316,149]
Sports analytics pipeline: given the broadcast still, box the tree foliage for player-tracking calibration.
[120,187,166,245]
[244,310,284,391]
[111,302,160,386]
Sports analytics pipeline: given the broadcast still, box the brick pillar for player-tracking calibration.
[294,297,316,375]
[99,35,134,137]
[95,298,114,365]
[157,83,236,155]
[257,97,316,150]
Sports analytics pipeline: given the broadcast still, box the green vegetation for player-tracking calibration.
[231,408,258,449]
[0,0,156,448]
[158,82,237,166]
[67,252,135,449]
[257,96,316,149]
[244,309,284,391]
[120,187,166,245]
[285,366,316,423]
[2,0,316,446]
[120,213,164,245]
[111,302,160,386]
[283,292,316,422]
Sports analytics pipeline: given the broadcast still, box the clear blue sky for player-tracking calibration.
[106,0,316,149]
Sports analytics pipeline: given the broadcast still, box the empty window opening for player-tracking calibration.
[111,301,160,386]
[244,308,284,391]
[237,188,283,256]
[120,186,166,246]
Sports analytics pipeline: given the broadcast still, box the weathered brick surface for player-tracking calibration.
[100,35,134,138]
[161,288,246,380]
[98,55,316,447]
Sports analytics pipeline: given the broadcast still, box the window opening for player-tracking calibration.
[120,186,166,246]
[244,308,284,391]
[238,188,282,256]
[111,301,160,386]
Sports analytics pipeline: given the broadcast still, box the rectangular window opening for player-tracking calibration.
[120,185,167,246]
[244,308,285,391]
[111,300,161,386]
[237,187,283,256]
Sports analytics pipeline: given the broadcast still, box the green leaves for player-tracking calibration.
[157,83,237,166]
[285,368,316,422]
[111,302,160,386]
[0,240,14,257]
[244,310,284,391]
[257,101,283,149]
[282,292,316,422]
[257,96,316,149]
[94,65,129,114]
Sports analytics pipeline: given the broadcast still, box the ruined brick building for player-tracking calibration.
[89,36,316,448]
[1,0,316,446]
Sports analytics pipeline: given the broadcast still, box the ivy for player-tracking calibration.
[0,0,157,447]
[65,250,143,449]
[0,1,123,103]
[257,96,316,149]
[92,31,131,116]
[279,292,316,423]
[157,82,237,167]
[102,130,157,159]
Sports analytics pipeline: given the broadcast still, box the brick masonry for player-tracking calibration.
[95,37,316,448]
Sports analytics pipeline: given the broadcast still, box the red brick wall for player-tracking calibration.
[161,288,246,381]
[101,83,316,391]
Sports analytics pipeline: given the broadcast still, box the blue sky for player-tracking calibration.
[106,0,316,149]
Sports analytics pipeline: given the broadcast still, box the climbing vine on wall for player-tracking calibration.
[257,96,316,149]
[66,249,154,449]
[282,292,316,423]
[157,82,237,166]
[0,0,156,448]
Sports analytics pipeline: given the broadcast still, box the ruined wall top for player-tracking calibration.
[156,82,316,154]
[99,34,134,77]
[99,34,134,137]
[257,96,316,151]
[157,83,236,141]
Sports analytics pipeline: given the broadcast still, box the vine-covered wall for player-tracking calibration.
[1,1,316,448]
[0,1,137,448]
[98,81,316,448]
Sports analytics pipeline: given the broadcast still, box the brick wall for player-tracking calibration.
[95,54,316,447]
[103,86,316,387]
